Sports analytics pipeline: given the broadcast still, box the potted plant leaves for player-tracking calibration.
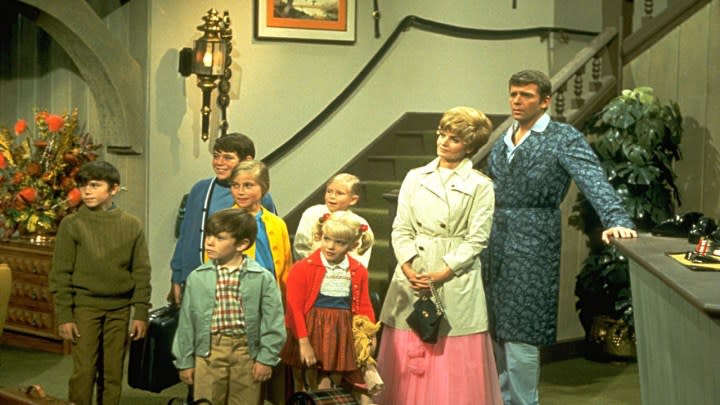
[571,86,683,359]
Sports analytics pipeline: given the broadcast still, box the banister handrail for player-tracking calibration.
[472,26,618,166]
[261,15,598,166]
[623,0,711,63]
[549,27,617,95]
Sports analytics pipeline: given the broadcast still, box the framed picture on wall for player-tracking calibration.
[254,0,356,43]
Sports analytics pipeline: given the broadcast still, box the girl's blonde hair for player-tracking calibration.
[231,160,270,196]
[437,106,493,156]
[313,210,374,256]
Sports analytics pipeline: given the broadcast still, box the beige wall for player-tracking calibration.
[624,0,720,219]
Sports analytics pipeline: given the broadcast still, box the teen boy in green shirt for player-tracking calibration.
[49,160,151,405]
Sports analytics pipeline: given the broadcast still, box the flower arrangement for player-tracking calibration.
[0,108,101,238]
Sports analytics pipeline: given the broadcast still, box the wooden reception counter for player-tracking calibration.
[613,235,720,405]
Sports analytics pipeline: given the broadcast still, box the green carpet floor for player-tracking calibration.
[0,344,640,404]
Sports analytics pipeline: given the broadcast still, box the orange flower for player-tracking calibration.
[46,114,64,132]
[14,119,27,135]
[67,188,82,207]
[17,187,37,203]
[0,153,6,169]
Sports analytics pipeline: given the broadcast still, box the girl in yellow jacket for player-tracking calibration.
[229,160,292,296]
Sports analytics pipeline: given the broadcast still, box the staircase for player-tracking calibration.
[284,112,507,308]
[345,113,441,301]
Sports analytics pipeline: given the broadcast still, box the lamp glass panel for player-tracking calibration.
[192,39,226,76]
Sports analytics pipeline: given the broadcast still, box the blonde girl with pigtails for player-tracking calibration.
[281,210,377,396]
[311,210,374,261]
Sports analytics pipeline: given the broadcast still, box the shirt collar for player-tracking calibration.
[504,112,551,145]
[320,252,349,271]
[215,256,247,274]
[418,157,474,180]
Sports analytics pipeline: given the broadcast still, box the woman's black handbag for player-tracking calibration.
[405,282,444,344]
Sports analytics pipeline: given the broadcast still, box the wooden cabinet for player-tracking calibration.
[0,239,70,354]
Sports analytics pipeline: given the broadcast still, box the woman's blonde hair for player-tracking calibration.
[313,210,374,256]
[231,160,270,196]
[437,106,493,156]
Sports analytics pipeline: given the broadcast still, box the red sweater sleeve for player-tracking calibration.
[285,261,311,339]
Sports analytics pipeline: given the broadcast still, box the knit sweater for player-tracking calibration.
[49,205,152,324]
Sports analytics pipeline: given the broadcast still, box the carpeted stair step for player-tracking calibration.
[367,238,392,276]
[382,130,437,155]
[365,155,435,182]
[353,207,392,239]
[358,180,401,207]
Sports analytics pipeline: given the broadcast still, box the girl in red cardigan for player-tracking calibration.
[281,210,375,391]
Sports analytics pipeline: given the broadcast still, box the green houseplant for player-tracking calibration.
[571,86,683,358]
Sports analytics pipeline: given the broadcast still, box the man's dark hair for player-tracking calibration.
[205,208,257,247]
[214,132,255,159]
[509,70,552,100]
[77,160,120,186]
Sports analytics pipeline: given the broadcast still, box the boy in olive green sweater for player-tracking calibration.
[49,161,151,405]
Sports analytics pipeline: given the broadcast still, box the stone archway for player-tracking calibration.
[18,0,144,154]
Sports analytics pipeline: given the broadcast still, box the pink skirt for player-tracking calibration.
[375,326,502,405]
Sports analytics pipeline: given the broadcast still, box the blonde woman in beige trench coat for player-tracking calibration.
[375,107,502,405]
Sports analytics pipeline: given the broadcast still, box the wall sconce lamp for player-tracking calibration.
[179,8,232,142]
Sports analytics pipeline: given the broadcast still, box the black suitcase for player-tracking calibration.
[127,304,181,393]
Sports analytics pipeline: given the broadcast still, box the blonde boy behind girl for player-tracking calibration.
[281,211,376,398]
[172,208,286,405]
[293,173,374,267]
